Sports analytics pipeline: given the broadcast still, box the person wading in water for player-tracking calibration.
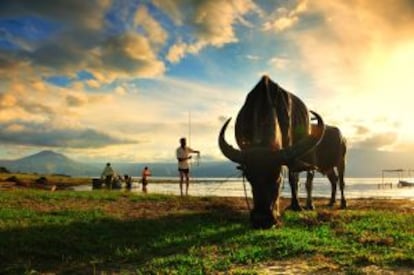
[141,166,151,193]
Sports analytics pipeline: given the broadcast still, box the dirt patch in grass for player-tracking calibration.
[91,195,251,220]
[345,197,414,212]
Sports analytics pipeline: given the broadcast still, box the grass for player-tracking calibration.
[0,172,91,188]
[0,189,413,274]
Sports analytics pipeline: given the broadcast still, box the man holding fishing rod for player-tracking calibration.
[176,137,200,196]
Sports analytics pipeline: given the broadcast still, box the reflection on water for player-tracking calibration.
[73,177,414,199]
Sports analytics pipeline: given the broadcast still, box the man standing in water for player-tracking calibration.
[176,137,200,196]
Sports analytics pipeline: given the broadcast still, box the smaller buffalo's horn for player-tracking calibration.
[275,110,325,163]
[218,118,243,163]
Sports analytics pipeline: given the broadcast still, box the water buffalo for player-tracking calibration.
[219,75,325,229]
[301,125,347,210]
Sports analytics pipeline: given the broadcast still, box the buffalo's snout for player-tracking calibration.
[250,208,276,229]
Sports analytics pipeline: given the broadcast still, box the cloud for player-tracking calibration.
[269,57,290,70]
[152,0,185,25]
[134,5,168,48]
[218,116,229,123]
[0,93,17,108]
[66,93,88,107]
[114,86,127,96]
[166,41,187,64]
[260,0,414,150]
[263,0,308,32]
[354,125,370,135]
[86,79,101,88]
[0,0,111,30]
[98,32,165,77]
[160,0,259,63]
[0,0,111,75]
[0,122,137,148]
[286,0,414,92]
[246,55,261,61]
[0,52,25,79]
[29,43,87,72]
[353,132,398,150]
[0,90,55,118]
[0,0,167,88]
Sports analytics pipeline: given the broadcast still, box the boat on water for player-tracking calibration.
[398,180,414,188]
[381,169,414,188]
[92,177,139,190]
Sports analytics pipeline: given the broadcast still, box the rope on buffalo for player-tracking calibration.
[205,170,242,193]
[242,175,280,213]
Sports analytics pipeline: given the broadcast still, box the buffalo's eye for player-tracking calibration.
[241,139,249,146]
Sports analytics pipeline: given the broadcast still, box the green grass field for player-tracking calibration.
[0,188,413,274]
[0,169,414,274]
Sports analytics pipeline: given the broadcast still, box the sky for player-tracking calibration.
[0,0,414,164]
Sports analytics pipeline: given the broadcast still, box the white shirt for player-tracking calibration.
[101,165,115,177]
[176,146,195,169]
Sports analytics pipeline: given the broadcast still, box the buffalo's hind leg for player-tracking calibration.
[305,170,315,210]
[327,169,338,207]
[338,159,347,209]
[288,171,302,211]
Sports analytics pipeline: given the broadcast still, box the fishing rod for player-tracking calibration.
[188,111,200,167]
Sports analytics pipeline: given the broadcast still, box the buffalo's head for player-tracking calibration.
[219,111,325,229]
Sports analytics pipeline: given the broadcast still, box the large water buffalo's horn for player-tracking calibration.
[275,110,325,163]
[219,118,243,163]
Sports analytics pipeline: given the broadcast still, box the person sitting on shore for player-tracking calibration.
[124,174,132,189]
[101,162,115,188]
[112,174,123,189]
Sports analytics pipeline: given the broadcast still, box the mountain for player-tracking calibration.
[0,150,99,176]
[1,149,414,178]
[0,150,239,178]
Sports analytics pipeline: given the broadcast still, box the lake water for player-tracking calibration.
[73,177,414,200]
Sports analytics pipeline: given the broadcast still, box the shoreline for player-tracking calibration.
[1,172,413,201]
[1,181,413,202]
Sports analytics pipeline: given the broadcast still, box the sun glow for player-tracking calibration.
[357,41,414,150]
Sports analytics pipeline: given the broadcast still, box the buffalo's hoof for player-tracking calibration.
[305,204,315,210]
[340,200,347,209]
[286,204,303,211]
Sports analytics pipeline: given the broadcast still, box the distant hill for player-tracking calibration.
[0,150,240,178]
[0,149,413,178]
[0,150,99,176]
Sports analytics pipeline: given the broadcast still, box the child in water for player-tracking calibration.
[141,166,151,193]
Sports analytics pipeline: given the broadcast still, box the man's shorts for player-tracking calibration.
[178,168,189,174]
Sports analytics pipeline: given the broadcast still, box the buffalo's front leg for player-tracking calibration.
[288,171,302,211]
